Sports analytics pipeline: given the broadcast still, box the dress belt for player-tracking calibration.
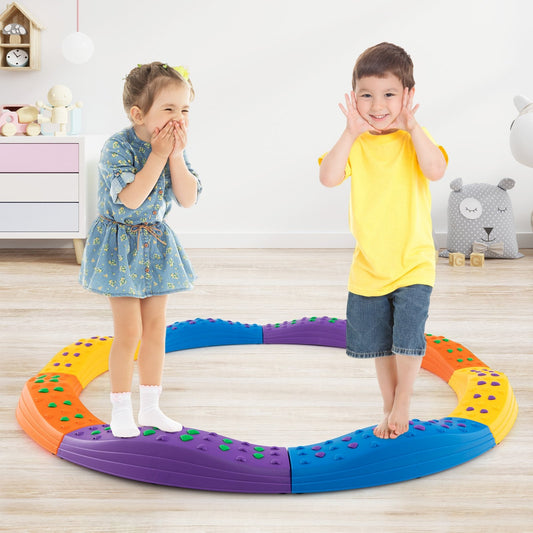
[99,216,167,248]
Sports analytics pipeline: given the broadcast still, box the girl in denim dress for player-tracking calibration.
[80,62,202,437]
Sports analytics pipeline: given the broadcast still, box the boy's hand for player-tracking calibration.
[150,121,175,160]
[339,91,376,138]
[389,87,419,133]
[170,120,188,159]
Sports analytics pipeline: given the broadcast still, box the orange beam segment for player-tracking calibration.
[16,372,104,454]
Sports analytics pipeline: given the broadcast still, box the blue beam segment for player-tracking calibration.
[289,418,495,493]
[165,318,263,352]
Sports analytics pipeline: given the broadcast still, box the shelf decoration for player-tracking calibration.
[0,1,43,70]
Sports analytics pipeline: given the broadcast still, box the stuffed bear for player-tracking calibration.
[440,178,523,259]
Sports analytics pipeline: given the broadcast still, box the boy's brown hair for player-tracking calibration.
[123,61,195,118]
[352,42,415,90]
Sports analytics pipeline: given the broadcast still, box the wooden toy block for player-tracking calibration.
[470,252,485,267]
[449,252,465,266]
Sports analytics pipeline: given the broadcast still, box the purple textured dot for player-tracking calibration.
[491,373,500,377]
[414,425,426,431]
[65,363,72,367]
[491,382,501,387]
[488,395,496,400]
[457,423,467,428]
[440,424,451,429]
[474,394,482,399]
[75,342,82,346]
[341,436,351,442]
[73,353,80,357]
[477,381,487,385]
[478,373,486,377]
[480,409,489,414]
[62,352,69,356]
[84,343,92,347]
[53,363,60,366]
[347,442,359,449]
[315,452,326,458]
[311,445,322,451]
[466,407,474,411]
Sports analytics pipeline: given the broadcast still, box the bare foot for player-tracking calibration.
[388,398,410,439]
[373,414,392,439]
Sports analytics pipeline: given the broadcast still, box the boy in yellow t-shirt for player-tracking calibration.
[319,43,447,439]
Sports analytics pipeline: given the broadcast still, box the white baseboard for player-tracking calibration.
[180,233,356,248]
[1,232,532,249]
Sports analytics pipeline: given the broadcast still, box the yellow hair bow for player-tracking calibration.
[173,65,189,80]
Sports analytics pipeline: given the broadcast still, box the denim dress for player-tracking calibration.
[79,127,202,298]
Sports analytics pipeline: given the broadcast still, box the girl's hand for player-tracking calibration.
[150,121,175,160]
[339,91,377,138]
[389,87,419,133]
[170,120,188,159]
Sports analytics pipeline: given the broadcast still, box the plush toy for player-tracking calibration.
[440,178,523,259]
[510,95,533,167]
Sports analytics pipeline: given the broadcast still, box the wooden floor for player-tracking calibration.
[1,248,532,532]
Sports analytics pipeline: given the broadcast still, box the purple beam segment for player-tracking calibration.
[57,425,291,493]
[263,317,346,348]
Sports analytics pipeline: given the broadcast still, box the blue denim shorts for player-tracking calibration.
[346,284,433,358]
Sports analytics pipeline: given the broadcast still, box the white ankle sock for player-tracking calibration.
[138,385,182,433]
[110,392,140,438]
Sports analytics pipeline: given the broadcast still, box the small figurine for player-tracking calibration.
[36,85,82,136]
[2,23,26,45]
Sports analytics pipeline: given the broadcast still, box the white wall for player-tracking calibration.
[2,0,533,248]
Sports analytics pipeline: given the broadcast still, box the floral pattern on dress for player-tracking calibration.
[79,127,202,298]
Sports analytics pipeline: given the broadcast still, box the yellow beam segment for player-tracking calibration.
[448,367,518,444]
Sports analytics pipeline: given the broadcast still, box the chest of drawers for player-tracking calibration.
[0,136,85,262]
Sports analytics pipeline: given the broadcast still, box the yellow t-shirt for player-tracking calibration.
[322,129,447,297]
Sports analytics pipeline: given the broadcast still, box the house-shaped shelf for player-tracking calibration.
[0,1,43,70]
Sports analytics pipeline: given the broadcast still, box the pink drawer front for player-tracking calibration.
[0,143,79,173]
